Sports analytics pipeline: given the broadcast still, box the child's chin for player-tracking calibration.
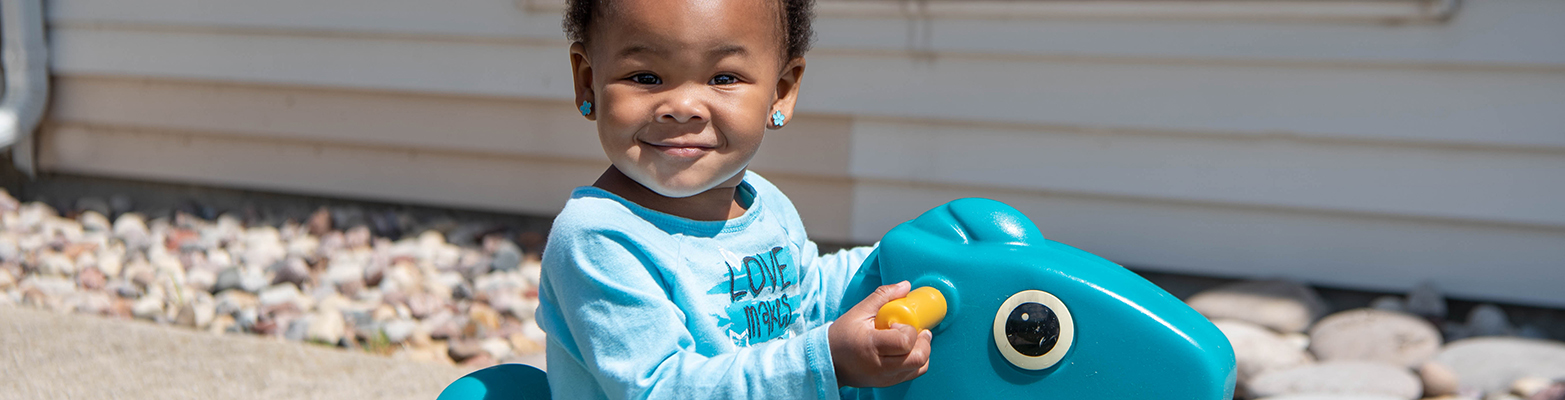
[622,165,737,198]
[644,181,714,198]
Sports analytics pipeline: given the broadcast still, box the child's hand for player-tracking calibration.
[829,281,933,388]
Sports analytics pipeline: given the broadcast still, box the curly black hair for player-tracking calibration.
[564,0,815,61]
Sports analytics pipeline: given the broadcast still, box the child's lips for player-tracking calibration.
[645,142,714,158]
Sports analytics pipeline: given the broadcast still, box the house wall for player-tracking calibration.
[33,0,1565,306]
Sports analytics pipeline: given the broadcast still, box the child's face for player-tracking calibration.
[570,0,804,198]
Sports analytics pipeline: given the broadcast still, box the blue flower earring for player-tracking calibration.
[770,110,786,127]
[579,101,593,117]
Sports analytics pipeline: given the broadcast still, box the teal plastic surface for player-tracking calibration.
[436,363,550,400]
[839,198,1236,399]
[435,198,1235,399]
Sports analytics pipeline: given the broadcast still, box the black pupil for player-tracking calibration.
[1005,302,1060,357]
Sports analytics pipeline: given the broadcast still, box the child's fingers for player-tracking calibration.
[888,329,932,372]
[905,361,930,382]
[846,281,912,319]
[869,323,919,356]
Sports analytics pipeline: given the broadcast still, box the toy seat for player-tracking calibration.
[436,363,551,400]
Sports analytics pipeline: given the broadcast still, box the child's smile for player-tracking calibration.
[571,0,804,201]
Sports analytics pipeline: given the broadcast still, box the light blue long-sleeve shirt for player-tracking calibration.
[536,171,877,400]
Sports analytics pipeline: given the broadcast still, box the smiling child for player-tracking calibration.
[532,0,933,398]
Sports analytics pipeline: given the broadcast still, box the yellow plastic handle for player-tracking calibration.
[875,286,948,331]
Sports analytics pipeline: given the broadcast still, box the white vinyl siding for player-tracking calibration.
[36,0,1565,306]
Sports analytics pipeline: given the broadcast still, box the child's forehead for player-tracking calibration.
[591,0,784,60]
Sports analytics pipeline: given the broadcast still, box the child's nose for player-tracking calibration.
[655,86,708,124]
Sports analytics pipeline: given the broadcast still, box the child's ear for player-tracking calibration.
[570,42,596,121]
[769,57,807,130]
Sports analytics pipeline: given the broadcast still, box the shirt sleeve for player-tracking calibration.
[538,226,842,400]
[801,242,879,322]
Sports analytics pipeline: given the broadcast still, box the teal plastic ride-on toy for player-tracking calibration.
[438,198,1236,399]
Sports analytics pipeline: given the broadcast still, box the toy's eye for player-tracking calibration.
[993,289,1074,370]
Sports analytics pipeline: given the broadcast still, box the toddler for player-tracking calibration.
[533,0,933,398]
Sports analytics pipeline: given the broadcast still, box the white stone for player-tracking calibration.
[185,268,217,293]
[122,258,156,288]
[1255,394,1406,400]
[67,291,114,315]
[1420,361,1462,397]
[324,253,368,287]
[206,248,234,269]
[1511,376,1554,398]
[148,249,185,282]
[306,309,346,344]
[242,226,286,270]
[47,217,86,243]
[1249,360,1423,400]
[0,233,19,262]
[214,214,243,242]
[1187,280,1327,333]
[481,337,514,360]
[79,211,111,233]
[519,259,542,288]
[19,276,77,298]
[259,284,303,308]
[383,319,418,344]
[112,213,151,250]
[433,244,462,272]
[0,189,17,213]
[1215,319,1316,387]
[1309,308,1442,368]
[1432,337,1565,395]
[380,262,423,294]
[286,235,320,260]
[521,318,547,344]
[16,202,54,232]
[176,297,218,329]
[239,270,269,293]
[132,296,165,320]
[214,290,259,316]
[36,251,77,276]
[96,244,125,278]
[431,272,464,296]
[74,251,98,273]
[416,231,446,261]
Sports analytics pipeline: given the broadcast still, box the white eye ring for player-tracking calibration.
[993,289,1075,370]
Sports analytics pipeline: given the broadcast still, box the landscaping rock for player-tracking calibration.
[1467,304,1517,337]
[383,319,417,344]
[1309,308,1442,368]
[1421,360,1463,398]
[259,283,303,308]
[1249,360,1422,400]
[1405,281,1446,320]
[212,267,243,293]
[1514,377,1556,399]
[1254,394,1406,400]
[307,309,346,345]
[1215,318,1315,388]
[1370,296,1406,314]
[1526,381,1565,400]
[1187,280,1328,333]
[1432,337,1565,395]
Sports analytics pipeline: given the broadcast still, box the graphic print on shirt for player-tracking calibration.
[707,246,804,346]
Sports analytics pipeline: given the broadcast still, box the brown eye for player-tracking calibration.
[630,73,661,85]
[709,74,738,85]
